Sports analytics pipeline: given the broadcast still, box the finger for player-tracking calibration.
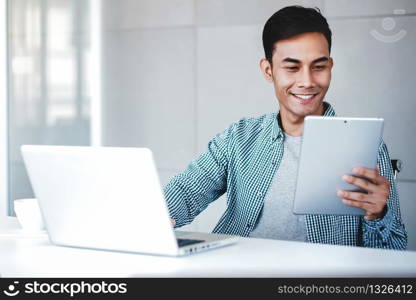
[341,198,371,211]
[352,166,382,184]
[337,189,376,204]
[171,219,176,227]
[342,174,377,193]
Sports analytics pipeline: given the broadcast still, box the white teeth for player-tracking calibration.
[294,94,314,100]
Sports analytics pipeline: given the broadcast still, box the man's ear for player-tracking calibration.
[329,57,334,69]
[259,58,274,83]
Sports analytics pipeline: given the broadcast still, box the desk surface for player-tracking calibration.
[1,217,416,278]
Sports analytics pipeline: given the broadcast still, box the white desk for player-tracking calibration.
[1,217,416,277]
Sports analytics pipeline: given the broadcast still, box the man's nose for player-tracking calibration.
[296,69,315,89]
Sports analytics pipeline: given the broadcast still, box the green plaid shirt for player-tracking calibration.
[164,102,407,249]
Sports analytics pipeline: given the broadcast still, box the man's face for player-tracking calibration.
[261,32,333,122]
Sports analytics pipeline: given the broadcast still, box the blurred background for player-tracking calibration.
[1,0,415,250]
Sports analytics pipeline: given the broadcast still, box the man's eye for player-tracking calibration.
[313,65,326,70]
[285,66,299,71]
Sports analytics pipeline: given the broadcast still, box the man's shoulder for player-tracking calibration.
[232,113,275,131]
[221,113,275,141]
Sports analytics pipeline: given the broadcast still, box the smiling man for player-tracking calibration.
[164,6,407,249]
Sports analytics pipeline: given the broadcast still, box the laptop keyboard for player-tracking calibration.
[177,238,204,247]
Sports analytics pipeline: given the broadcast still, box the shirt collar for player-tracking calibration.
[271,101,336,141]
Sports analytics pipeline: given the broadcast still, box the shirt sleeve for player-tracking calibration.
[361,141,408,250]
[163,123,235,228]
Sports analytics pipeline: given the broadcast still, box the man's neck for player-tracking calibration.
[281,119,304,137]
[279,104,325,137]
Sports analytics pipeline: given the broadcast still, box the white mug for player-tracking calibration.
[13,198,46,232]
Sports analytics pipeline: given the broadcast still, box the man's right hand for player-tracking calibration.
[171,219,176,227]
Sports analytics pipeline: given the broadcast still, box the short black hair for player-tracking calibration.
[262,6,332,63]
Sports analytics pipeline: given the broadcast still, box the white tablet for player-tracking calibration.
[293,116,384,215]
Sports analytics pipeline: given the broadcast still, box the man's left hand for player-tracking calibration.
[336,166,390,221]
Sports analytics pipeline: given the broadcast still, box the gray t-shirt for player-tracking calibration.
[249,134,306,241]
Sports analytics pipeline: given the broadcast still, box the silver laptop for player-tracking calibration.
[21,145,238,256]
[293,116,384,215]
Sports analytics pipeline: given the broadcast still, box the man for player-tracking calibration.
[164,6,407,249]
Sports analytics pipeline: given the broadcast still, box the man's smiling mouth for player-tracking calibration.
[290,92,319,101]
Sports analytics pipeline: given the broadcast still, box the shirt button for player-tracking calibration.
[379,226,385,231]
[271,161,276,166]
[257,192,263,197]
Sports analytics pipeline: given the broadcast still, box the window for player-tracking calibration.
[4,0,100,215]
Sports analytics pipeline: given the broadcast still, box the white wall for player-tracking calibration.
[101,0,416,250]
